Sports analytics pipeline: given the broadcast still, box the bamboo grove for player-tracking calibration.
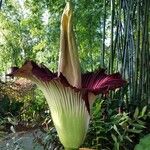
[100,0,150,109]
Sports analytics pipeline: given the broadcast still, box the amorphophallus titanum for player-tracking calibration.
[7,2,126,150]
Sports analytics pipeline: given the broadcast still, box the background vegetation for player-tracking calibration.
[0,0,149,149]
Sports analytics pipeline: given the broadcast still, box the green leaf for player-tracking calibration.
[134,107,139,119]
[111,134,120,150]
[125,136,133,142]
[111,134,117,143]
[127,129,143,134]
[113,125,123,141]
[139,106,147,118]
[132,123,145,129]
[136,120,146,126]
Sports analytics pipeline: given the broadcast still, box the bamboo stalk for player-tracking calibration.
[102,0,106,68]
[142,0,149,105]
[146,0,150,104]
[109,0,115,74]
[134,0,140,104]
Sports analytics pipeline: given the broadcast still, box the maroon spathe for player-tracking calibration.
[8,60,126,113]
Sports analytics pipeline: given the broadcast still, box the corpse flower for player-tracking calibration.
[8,2,126,150]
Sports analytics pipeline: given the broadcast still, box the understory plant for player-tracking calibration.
[83,98,149,150]
[7,2,126,149]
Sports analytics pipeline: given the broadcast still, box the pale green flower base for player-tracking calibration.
[65,148,78,150]
[37,80,90,149]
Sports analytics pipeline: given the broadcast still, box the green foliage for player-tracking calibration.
[0,95,23,117]
[41,124,62,150]
[18,88,48,122]
[83,98,150,150]
[134,134,150,150]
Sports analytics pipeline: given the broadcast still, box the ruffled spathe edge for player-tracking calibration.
[82,69,126,94]
[7,60,126,113]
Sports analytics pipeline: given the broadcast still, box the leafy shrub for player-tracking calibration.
[83,97,150,150]
[0,95,23,117]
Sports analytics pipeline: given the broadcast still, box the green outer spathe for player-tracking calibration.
[35,78,90,149]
